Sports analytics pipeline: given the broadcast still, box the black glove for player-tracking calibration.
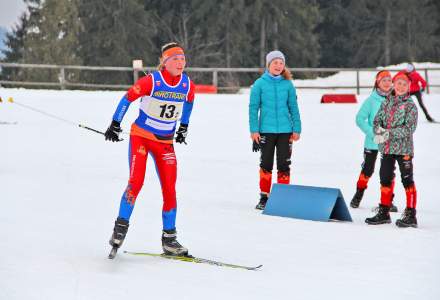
[252,140,260,152]
[105,120,122,142]
[175,123,188,144]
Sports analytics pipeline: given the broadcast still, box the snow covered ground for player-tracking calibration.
[1,87,439,300]
[240,62,440,94]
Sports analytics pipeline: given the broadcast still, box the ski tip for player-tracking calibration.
[108,247,119,259]
[250,264,263,271]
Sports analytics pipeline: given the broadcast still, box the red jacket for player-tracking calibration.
[397,70,427,93]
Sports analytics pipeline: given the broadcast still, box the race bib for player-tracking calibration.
[146,98,183,121]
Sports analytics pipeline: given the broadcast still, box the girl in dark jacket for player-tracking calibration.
[365,73,418,228]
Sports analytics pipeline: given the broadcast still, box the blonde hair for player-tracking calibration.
[282,67,293,80]
[157,61,164,71]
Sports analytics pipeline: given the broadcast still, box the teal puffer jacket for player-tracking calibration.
[249,72,301,134]
[356,90,386,150]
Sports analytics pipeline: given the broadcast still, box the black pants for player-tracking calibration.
[360,149,378,177]
[260,133,292,173]
[379,154,414,188]
[411,91,432,121]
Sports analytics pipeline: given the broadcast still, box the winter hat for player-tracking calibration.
[266,50,285,67]
[393,72,410,84]
[376,70,392,84]
[406,63,415,73]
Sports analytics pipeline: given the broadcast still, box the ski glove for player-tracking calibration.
[374,126,390,144]
[175,124,188,144]
[105,120,122,142]
[252,141,260,152]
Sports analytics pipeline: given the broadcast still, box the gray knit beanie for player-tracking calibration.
[266,50,286,67]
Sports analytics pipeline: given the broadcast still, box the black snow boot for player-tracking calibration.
[389,203,398,213]
[365,204,391,225]
[350,188,365,208]
[255,193,268,210]
[396,208,417,228]
[109,217,129,248]
[162,229,189,256]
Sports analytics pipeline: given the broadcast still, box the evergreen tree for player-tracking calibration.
[247,0,320,75]
[316,0,440,67]
[77,0,154,84]
[21,0,82,83]
[1,0,41,82]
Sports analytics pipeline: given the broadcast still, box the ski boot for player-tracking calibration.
[365,204,391,225]
[162,229,189,256]
[350,188,365,208]
[255,193,268,210]
[396,208,417,228]
[108,217,129,259]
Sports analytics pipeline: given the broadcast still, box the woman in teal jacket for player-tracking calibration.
[249,50,301,210]
[351,70,397,211]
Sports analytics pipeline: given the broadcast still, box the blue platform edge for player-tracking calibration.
[262,184,352,222]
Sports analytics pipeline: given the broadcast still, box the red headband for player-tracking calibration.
[392,73,410,83]
[376,70,391,83]
[162,47,185,62]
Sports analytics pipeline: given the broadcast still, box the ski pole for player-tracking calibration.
[78,124,105,135]
[9,98,124,141]
[78,124,124,142]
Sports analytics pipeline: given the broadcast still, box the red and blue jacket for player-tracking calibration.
[112,69,195,143]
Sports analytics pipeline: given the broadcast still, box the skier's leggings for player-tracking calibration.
[118,135,178,230]
[411,91,432,121]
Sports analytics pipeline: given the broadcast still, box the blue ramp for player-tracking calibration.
[263,184,352,222]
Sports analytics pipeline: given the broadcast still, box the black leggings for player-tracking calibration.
[360,149,378,177]
[411,91,432,120]
[259,133,292,173]
[379,154,414,188]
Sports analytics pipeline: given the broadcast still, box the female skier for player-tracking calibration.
[350,70,397,212]
[365,72,418,228]
[249,50,301,210]
[105,42,195,257]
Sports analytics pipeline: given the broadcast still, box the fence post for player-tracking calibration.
[133,70,139,83]
[132,60,143,84]
[356,69,360,95]
[59,67,66,90]
[424,69,430,94]
[212,69,218,88]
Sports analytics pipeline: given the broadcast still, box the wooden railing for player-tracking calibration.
[1,62,439,94]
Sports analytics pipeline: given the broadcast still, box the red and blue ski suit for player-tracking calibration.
[113,69,195,231]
